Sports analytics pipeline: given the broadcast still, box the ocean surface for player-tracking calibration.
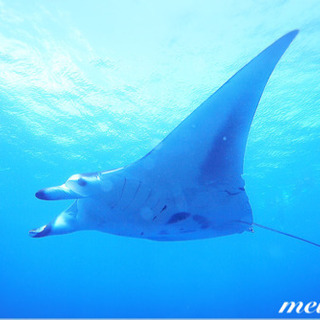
[0,0,320,318]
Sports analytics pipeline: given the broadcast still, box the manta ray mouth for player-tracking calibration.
[35,184,83,201]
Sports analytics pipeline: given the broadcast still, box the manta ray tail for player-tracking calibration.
[240,221,320,248]
[253,222,320,248]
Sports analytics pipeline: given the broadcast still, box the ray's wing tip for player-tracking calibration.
[289,29,299,35]
[286,29,299,39]
[270,30,299,51]
[280,29,299,44]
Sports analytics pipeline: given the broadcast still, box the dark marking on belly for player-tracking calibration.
[140,232,144,236]
[166,212,191,224]
[224,189,240,196]
[159,230,168,235]
[238,187,245,191]
[192,215,210,229]
[160,205,167,213]
[152,216,157,221]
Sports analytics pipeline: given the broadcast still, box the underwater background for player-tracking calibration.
[0,0,320,318]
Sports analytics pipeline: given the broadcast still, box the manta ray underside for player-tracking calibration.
[30,30,319,247]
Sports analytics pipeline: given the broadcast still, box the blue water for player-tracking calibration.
[1,0,320,318]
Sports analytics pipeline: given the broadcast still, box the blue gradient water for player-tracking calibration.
[0,0,320,318]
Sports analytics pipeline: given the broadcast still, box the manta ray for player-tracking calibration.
[30,30,319,247]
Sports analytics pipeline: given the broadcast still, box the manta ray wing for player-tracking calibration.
[128,30,298,188]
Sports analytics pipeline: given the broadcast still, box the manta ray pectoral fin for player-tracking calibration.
[35,184,83,200]
[130,30,299,185]
[29,201,79,238]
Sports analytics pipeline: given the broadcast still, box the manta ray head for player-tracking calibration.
[30,172,105,238]
[35,172,102,200]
